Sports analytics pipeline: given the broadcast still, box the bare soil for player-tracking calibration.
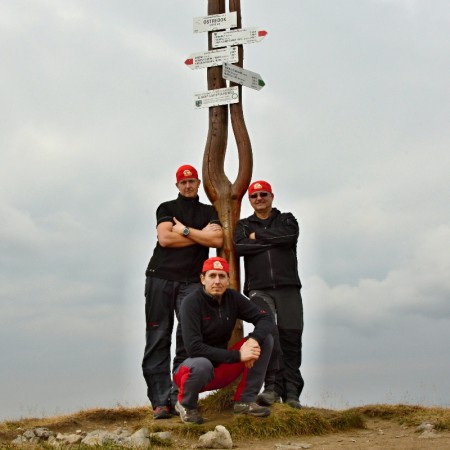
[233,418,450,449]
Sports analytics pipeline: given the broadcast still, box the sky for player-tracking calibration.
[1,0,449,421]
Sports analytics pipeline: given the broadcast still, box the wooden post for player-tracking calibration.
[202,0,252,345]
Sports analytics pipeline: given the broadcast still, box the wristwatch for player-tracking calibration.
[182,226,190,237]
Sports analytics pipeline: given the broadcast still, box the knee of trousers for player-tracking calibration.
[261,334,274,353]
[175,357,215,386]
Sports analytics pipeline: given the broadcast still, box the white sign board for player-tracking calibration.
[193,12,237,33]
[185,47,238,70]
[212,27,268,48]
[194,86,239,109]
[222,63,265,91]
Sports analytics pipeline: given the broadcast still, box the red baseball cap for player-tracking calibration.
[248,180,272,196]
[202,257,230,274]
[176,165,199,183]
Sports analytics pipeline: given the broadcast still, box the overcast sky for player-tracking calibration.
[1,0,449,421]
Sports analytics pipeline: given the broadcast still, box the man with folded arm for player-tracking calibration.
[234,180,304,409]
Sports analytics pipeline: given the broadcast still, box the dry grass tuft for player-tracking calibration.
[352,404,450,431]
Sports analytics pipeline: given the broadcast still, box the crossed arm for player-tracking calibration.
[157,218,223,249]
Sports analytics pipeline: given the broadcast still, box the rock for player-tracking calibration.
[61,433,83,444]
[56,432,66,440]
[82,429,116,446]
[23,430,36,439]
[34,427,53,438]
[416,422,434,432]
[130,428,151,448]
[151,431,172,440]
[197,425,233,449]
[11,435,27,446]
[418,429,441,439]
[10,425,171,449]
[114,427,132,437]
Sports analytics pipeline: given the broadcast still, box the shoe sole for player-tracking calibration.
[256,396,274,406]
[234,409,270,417]
[153,412,171,420]
[175,403,203,424]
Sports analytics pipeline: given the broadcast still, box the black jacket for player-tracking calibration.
[234,208,301,294]
[145,194,220,282]
[176,286,274,367]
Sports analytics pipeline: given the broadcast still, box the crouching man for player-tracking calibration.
[173,257,274,424]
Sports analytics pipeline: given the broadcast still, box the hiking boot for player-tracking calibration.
[153,405,171,419]
[175,401,204,424]
[257,390,281,406]
[233,401,270,417]
[285,398,302,409]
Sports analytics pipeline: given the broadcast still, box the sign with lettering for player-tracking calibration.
[193,12,237,33]
[185,47,238,70]
[212,27,268,48]
[194,86,239,109]
[222,63,265,91]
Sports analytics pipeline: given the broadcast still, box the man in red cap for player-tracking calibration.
[173,257,274,424]
[142,165,223,419]
[233,180,304,409]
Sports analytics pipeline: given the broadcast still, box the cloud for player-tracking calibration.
[305,225,450,335]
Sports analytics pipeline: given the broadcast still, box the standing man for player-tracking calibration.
[233,180,304,409]
[143,164,223,419]
[173,257,274,424]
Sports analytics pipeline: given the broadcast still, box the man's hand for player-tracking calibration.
[239,338,261,367]
[249,232,256,240]
[203,223,222,232]
[172,217,186,235]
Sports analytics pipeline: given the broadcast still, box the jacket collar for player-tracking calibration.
[177,193,200,203]
[249,207,280,223]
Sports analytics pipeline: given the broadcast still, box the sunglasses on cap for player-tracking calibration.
[250,192,269,199]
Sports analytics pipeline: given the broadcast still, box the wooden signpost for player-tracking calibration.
[185,0,268,344]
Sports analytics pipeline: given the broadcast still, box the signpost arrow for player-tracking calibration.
[185,46,238,70]
[193,12,237,33]
[222,63,265,91]
[212,27,268,48]
[194,86,239,109]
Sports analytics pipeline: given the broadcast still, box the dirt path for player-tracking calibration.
[229,418,450,450]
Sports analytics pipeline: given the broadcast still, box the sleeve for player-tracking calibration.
[208,206,222,226]
[156,202,174,226]
[181,296,241,365]
[235,293,274,344]
[234,218,274,257]
[254,213,299,246]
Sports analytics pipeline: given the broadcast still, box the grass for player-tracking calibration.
[2,396,450,449]
[352,403,450,431]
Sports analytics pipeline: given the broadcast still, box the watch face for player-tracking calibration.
[183,227,189,236]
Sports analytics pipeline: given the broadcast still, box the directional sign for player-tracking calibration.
[185,46,238,70]
[222,63,265,91]
[193,12,237,33]
[194,86,239,109]
[212,27,268,48]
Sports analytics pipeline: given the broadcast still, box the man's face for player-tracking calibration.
[201,270,230,297]
[176,178,201,198]
[249,191,274,215]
